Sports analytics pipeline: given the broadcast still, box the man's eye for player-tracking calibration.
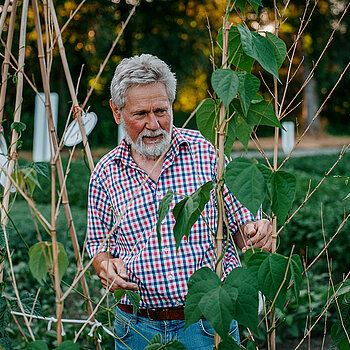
[155,109,166,116]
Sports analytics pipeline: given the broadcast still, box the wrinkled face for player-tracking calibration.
[110,83,173,159]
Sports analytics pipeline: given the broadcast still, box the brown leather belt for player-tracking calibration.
[118,304,201,321]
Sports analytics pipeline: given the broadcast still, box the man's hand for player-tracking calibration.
[234,219,272,254]
[92,253,139,292]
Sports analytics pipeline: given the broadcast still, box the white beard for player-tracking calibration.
[120,117,173,159]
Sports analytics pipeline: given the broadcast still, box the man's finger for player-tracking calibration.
[244,223,256,238]
[112,260,128,279]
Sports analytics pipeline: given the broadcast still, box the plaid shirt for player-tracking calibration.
[87,127,258,308]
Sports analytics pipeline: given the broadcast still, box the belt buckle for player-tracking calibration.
[146,307,159,321]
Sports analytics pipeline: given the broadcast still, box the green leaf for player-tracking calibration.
[11,122,26,133]
[156,190,174,249]
[225,158,266,215]
[55,341,80,350]
[270,171,296,222]
[164,340,187,349]
[26,341,49,350]
[329,280,350,304]
[231,97,281,130]
[246,340,257,350]
[199,284,238,338]
[32,162,49,179]
[20,293,42,317]
[290,255,303,304]
[114,289,126,302]
[0,227,5,250]
[230,114,251,152]
[0,297,10,337]
[125,291,141,312]
[218,335,241,349]
[237,24,279,80]
[225,117,237,157]
[185,267,238,338]
[266,32,287,69]
[244,248,269,271]
[258,253,291,309]
[218,27,255,72]
[28,242,68,285]
[247,0,261,13]
[257,163,272,183]
[144,334,162,350]
[21,168,42,193]
[237,72,260,115]
[225,267,259,332]
[0,334,13,350]
[56,242,69,282]
[246,100,281,128]
[234,0,246,14]
[173,181,213,250]
[211,69,239,108]
[185,267,219,329]
[331,322,350,350]
[196,99,217,146]
[28,243,50,285]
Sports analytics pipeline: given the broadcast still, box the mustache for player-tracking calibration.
[139,129,167,139]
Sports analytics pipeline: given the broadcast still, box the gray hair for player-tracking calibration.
[110,54,177,110]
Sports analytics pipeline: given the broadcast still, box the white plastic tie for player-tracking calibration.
[47,317,55,331]
[61,322,66,336]
[97,333,102,343]
[88,323,97,337]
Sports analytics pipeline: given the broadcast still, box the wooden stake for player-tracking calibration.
[0,0,36,340]
[31,1,100,348]
[0,0,18,124]
[0,0,11,37]
[47,0,94,173]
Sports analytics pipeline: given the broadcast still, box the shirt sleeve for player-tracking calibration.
[86,175,118,258]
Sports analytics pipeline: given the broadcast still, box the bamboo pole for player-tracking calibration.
[0,0,11,37]
[50,141,63,343]
[1,0,28,225]
[0,0,18,124]
[31,2,100,348]
[47,0,94,172]
[214,20,230,350]
[0,0,36,340]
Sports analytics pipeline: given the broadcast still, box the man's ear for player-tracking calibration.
[110,99,121,125]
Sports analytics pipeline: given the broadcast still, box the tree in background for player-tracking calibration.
[1,0,348,152]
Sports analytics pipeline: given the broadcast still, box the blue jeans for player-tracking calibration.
[114,306,239,350]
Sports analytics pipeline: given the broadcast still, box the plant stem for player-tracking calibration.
[214,18,230,350]
[270,1,280,349]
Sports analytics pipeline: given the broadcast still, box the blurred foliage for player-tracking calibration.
[0,0,348,155]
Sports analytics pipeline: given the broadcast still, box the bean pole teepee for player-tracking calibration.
[0,0,136,345]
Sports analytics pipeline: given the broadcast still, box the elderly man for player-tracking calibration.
[86,54,272,350]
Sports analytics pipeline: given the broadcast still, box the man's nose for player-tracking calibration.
[146,112,160,130]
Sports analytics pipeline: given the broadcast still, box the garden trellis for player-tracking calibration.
[0,0,136,347]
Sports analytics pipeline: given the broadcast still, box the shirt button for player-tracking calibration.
[156,191,163,198]
[163,247,169,254]
[167,274,173,281]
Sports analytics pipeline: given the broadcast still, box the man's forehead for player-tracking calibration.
[125,83,170,106]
